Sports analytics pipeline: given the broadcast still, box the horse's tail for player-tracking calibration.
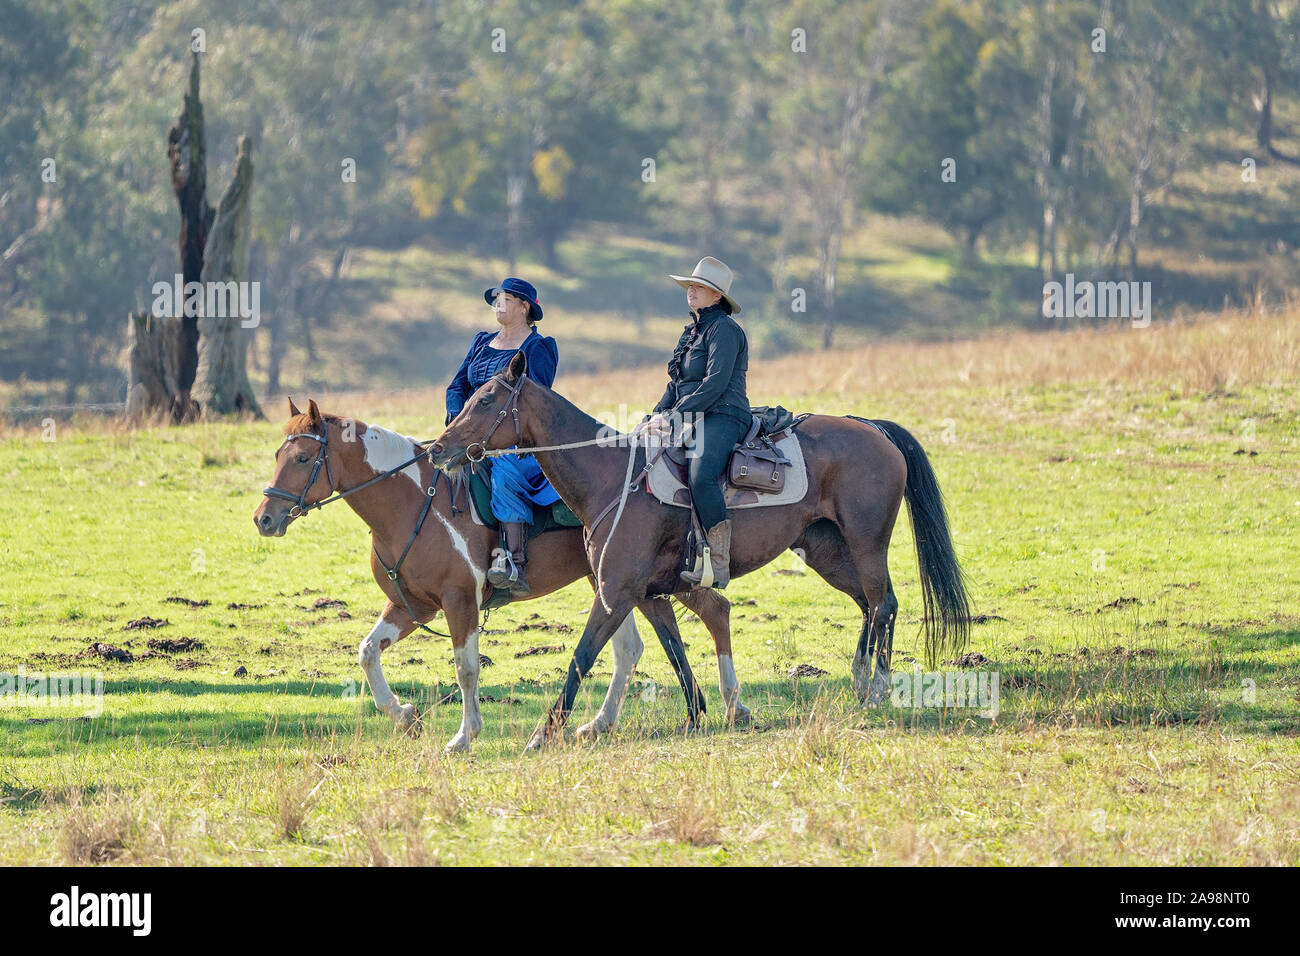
[871,419,971,665]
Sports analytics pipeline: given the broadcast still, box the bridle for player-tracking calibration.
[262,424,434,517]
[262,429,337,517]
[463,373,526,463]
[261,421,452,638]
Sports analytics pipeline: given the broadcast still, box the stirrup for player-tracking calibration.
[488,551,519,587]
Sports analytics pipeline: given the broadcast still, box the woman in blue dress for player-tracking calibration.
[444,277,559,596]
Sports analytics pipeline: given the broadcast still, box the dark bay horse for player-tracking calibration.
[430,353,971,749]
[253,399,736,754]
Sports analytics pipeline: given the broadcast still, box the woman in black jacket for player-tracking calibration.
[647,256,750,589]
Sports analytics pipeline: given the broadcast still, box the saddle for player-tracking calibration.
[647,406,810,511]
[454,461,582,533]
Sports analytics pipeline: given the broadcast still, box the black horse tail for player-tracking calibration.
[870,419,971,665]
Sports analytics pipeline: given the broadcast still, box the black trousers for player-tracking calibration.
[687,413,749,530]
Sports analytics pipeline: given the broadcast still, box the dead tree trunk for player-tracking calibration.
[193,135,262,417]
[125,49,264,422]
[125,310,197,421]
[167,49,212,402]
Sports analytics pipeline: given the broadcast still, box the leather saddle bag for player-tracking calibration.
[727,418,792,493]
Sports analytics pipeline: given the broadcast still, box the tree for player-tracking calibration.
[125,52,262,421]
[772,0,912,347]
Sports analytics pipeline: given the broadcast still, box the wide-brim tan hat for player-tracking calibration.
[669,256,741,315]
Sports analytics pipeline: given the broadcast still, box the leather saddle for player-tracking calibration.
[648,406,810,511]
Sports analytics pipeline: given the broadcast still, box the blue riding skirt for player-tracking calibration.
[490,452,560,523]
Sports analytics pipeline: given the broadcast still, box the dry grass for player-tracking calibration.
[287,305,1300,429]
[4,304,1294,440]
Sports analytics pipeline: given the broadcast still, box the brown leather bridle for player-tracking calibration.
[463,372,526,463]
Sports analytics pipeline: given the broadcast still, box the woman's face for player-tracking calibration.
[493,291,531,327]
[686,282,723,311]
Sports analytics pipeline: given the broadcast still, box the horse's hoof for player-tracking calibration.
[575,720,608,743]
[396,704,422,737]
[727,703,753,727]
[443,733,471,755]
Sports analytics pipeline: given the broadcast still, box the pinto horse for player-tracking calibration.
[253,398,737,754]
[430,352,971,750]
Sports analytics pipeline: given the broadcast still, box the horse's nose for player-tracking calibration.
[256,512,273,532]
[430,441,444,456]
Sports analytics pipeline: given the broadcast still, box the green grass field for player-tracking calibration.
[1,314,1298,864]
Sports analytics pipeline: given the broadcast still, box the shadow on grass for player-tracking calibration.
[6,628,1296,754]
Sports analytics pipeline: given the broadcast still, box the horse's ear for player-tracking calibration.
[307,399,322,426]
[508,350,528,383]
[288,397,302,418]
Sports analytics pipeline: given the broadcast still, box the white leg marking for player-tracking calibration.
[718,653,750,724]
[577,613,643,741]
[853,648,891,706]
[359,618,419,731]
[445,629,482,753]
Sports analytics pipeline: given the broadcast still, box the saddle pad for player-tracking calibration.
[646,431,809,510]
[463,465,581,532]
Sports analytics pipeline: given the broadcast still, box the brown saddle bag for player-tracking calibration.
[727,418,792,493]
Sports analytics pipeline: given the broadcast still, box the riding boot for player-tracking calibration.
[488,521,529,595]
[681,519,732,589]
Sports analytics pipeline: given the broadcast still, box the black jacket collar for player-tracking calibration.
[690,302,729,330]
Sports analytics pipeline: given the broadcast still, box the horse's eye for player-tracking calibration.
[477,396,493,407]
[296,454,310,464]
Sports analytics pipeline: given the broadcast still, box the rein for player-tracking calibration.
[458,374,694,612]
[262,428,436,517]
[263,425,452,638]
[463,373,616,461]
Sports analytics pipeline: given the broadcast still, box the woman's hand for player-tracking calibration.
[645,412,671,437]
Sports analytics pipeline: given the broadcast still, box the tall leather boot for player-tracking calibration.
[681,519,732,589]
[488,521,531,596]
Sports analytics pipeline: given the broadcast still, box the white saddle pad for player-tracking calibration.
[645,431,809,510]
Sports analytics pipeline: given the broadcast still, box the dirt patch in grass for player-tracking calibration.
[146,637,205,653]
[436,690,520,705]
[124,616,168,630]
[81,642,133,662]
[788,663,828,678]
[515,621,571,633]
[515,644,564,657]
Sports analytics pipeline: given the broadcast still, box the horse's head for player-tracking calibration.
[254,398,337,536]
[429,351,531,470]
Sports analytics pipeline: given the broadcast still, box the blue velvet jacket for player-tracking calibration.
[445,328,559,424]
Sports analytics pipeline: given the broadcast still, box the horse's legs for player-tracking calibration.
[575,611,643,742]
[357,601,423,735]
[442,590,484,754]
[795,519,893,704]
[639,597,708,728]
[845,547,896,705]
[678,589,748,725]
[525,597,635,752]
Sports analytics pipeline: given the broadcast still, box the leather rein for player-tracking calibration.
[262,426,451,638]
